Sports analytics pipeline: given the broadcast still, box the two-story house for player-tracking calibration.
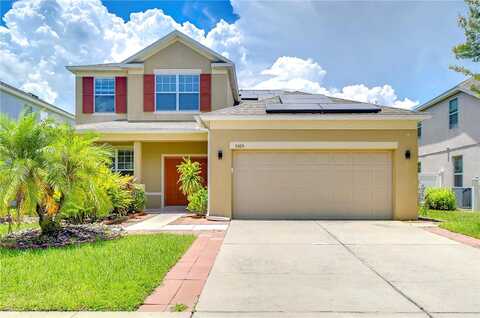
[417,78,480,207]
[0,80,74,124]
[67,30,427,220]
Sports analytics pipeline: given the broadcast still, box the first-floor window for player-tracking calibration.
[95,78,115,112]
[418,161,422,173]
[155,74,199,112]
[111,149,134,176]
[453,155,463,187]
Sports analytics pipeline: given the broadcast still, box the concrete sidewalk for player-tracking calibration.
[0,313,190,318]
[126,214,185,232]
[195,220,480,317]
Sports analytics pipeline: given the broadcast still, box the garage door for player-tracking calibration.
[233,151,392,219]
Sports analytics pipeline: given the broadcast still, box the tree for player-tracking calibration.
[451,0,480,93]
[0,113,114,235]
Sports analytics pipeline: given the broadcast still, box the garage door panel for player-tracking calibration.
[233,151,392,220]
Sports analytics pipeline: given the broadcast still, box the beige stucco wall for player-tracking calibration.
[211,72,235,111]
[208,127,418,220]
[141,141,207,208]
[75,76,127,124]
[74,40,236,124]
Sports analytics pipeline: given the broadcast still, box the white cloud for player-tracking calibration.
[0,0,417,112]
[252,56,418,109]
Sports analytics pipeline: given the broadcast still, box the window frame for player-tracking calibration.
[452,155,463,187]
[154,70,200,113]
[94,77,116,113]
[111,148,134,175]
[448,98,459,129]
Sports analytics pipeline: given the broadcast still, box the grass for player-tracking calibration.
[0,222,38,237]
[420,208,480,239]
[171,303,188,312]
[0,233,195,311]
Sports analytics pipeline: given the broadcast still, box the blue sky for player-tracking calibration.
[1,0,239,30]
[0,0,474,112]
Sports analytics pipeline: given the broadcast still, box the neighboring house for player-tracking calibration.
[417,79,480,207]
[0,80,74,124]
[67,30,427,220]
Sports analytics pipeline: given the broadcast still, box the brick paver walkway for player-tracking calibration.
[425,226,480,248]
[138,231,225,312]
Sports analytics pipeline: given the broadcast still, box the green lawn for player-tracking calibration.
[0,222,38,237]
[420,208,480,239]
[0,233,195,311]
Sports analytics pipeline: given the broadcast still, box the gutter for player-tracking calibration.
[199,114,431,122]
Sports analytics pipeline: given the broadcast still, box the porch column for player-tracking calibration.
[134,141,142,183]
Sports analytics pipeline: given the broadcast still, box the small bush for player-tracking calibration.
[129,184,146,213]
[424,187,457,211]
[177,157,203,196]
[187,187,208,216]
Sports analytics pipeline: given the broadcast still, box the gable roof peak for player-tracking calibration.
[122,30,233,65]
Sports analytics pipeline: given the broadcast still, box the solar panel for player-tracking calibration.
[266,103,322,113]
[321,103,381,113]
[266,100,381,114]
[280,95,332,104]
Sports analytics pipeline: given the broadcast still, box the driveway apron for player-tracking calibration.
[194,220,480,318]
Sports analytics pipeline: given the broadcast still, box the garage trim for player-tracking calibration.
[230,141,398,150]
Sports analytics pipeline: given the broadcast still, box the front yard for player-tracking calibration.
[420,208,480,239]
[0,233,195,311]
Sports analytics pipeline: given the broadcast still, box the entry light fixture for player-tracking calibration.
[405,150,411,160]
[218,150,223,160]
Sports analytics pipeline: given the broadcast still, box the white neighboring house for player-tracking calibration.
[417,78,480,209]
[0,80,74,124]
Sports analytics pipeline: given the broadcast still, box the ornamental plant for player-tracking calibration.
[0,113,117,235]
[176,157,204,197]
[424,187,457,211]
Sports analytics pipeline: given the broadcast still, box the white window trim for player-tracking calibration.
[112,147,134,174]
[452,155,463,187]
[154,71,200,113]
[94,77,116,114]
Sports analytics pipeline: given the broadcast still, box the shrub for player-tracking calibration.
[424,187,457,211]
[129,184,146,213]
[177,157,203,197]
[106,174,134,217]
[187,187,208,216]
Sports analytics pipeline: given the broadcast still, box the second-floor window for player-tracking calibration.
[453,155,463,187]
[155,74,199,112]
[449,98,458,129]
[94,78,115,113]
[417,121,422,138]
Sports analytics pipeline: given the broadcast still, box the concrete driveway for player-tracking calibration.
[194,220,480,318]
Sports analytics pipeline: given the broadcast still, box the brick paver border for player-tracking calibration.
[425,226,480,248]
[138,231,225,312]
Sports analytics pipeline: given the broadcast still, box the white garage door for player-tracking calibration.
[233,151,392,219]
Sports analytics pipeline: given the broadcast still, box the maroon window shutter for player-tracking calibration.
[115,76,127,113]
[200,74,211,112]
[82,77,94,113]
[143,74,155,112]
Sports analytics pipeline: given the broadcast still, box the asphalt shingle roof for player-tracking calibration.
[209,90,419,117]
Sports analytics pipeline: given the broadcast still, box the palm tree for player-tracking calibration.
[0,113,114,235]
[0,113,52,232]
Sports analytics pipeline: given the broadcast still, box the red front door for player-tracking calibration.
[164,156,208,206]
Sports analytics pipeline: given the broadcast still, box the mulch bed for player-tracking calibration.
[103,212,152,225]
[0,224,125,250]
